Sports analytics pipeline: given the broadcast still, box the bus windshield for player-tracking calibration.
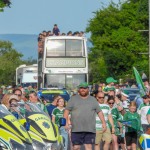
[44,74,86,90]
[46,39,84,57]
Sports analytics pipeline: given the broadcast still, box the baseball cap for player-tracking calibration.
[9,95,19,102]
[106,77,117,84]
[78,82,89,88]
[121,92,129,98]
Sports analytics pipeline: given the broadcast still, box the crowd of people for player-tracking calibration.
[38,24,85,58]
[0,77,150,150]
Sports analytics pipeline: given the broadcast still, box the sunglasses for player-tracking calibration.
[108,102,114,105]
[97,97,104,99]
[14,94,21,97]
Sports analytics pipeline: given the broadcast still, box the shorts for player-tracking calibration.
[125,132,137,146]
[71,132,95,145]
[95,128,112,144]
[117,135,125,144]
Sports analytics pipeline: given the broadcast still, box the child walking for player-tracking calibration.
[52,98,69,150]
[123,101,140,150]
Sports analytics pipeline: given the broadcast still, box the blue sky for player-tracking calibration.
[0,0,118,35]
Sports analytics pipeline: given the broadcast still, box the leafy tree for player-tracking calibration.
[86,0,148,83]
[0,0,11,12]
[0,40,23,85]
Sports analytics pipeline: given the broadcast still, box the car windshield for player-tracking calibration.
[41,89,70,102]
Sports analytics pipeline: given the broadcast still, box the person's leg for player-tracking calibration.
[103,128,112,150]
[68,129,73,150]
[71,132,83,150]
[84,132,96,150]
[120,137,127,150]
[73,145,81,150]
[109,142,113,150]
[95,130,102,150]
[125,132,132,150]
[60,127,69,150]
[84,144,92,150]
[131,132,137,150]
[112,134,119,150]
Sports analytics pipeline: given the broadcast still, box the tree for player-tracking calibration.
[86,0,148,83]
[0,40,23,84]
[0,0,11,12]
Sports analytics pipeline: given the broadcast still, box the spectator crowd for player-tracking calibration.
[1,76,150,150]
[37,24,85,58]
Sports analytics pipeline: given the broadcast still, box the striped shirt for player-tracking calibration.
[138,103,150,124]
[96,104,111,130]
[122,99,130,112]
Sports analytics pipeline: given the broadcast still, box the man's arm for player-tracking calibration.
[147,114,150,124]
[63,109,70,128]
[97,111,107,132]
[108,114,115,133]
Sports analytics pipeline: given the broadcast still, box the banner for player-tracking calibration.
[133,67,146,96]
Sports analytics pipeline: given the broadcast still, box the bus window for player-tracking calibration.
[66,74,86,90]
[44,74,65,88]
[66,40,83,56]
[46,40,65,56]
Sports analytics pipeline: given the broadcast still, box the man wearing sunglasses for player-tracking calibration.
[95,92,115,150]
[64,82,106,150]
[13,89,24,102]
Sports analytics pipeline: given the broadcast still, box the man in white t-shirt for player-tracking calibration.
[95,92,115,150]
[138,95,150,133]
[121,92,130,112]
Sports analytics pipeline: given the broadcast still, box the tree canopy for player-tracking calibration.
[86,0,148,83]
[0,41,23,84]
[0,0,11,12]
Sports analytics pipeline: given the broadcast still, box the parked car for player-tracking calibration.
[122,88,140,101]
[38,88,70,103]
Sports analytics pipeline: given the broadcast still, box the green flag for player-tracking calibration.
[119,119,140,131]
[133,67,146,96]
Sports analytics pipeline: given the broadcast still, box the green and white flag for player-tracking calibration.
[133,67,146,97]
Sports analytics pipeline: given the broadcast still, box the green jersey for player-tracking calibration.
[111,107,122,135]
[52,107,65,126]
[96,104,111,130]
[123,111,140,132]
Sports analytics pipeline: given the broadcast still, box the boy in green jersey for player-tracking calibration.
[124,101,141,150]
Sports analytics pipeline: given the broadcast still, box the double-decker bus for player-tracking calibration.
[38,36,88,92]
[16,64,38,87]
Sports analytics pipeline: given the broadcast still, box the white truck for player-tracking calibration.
[16,64,38,87]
